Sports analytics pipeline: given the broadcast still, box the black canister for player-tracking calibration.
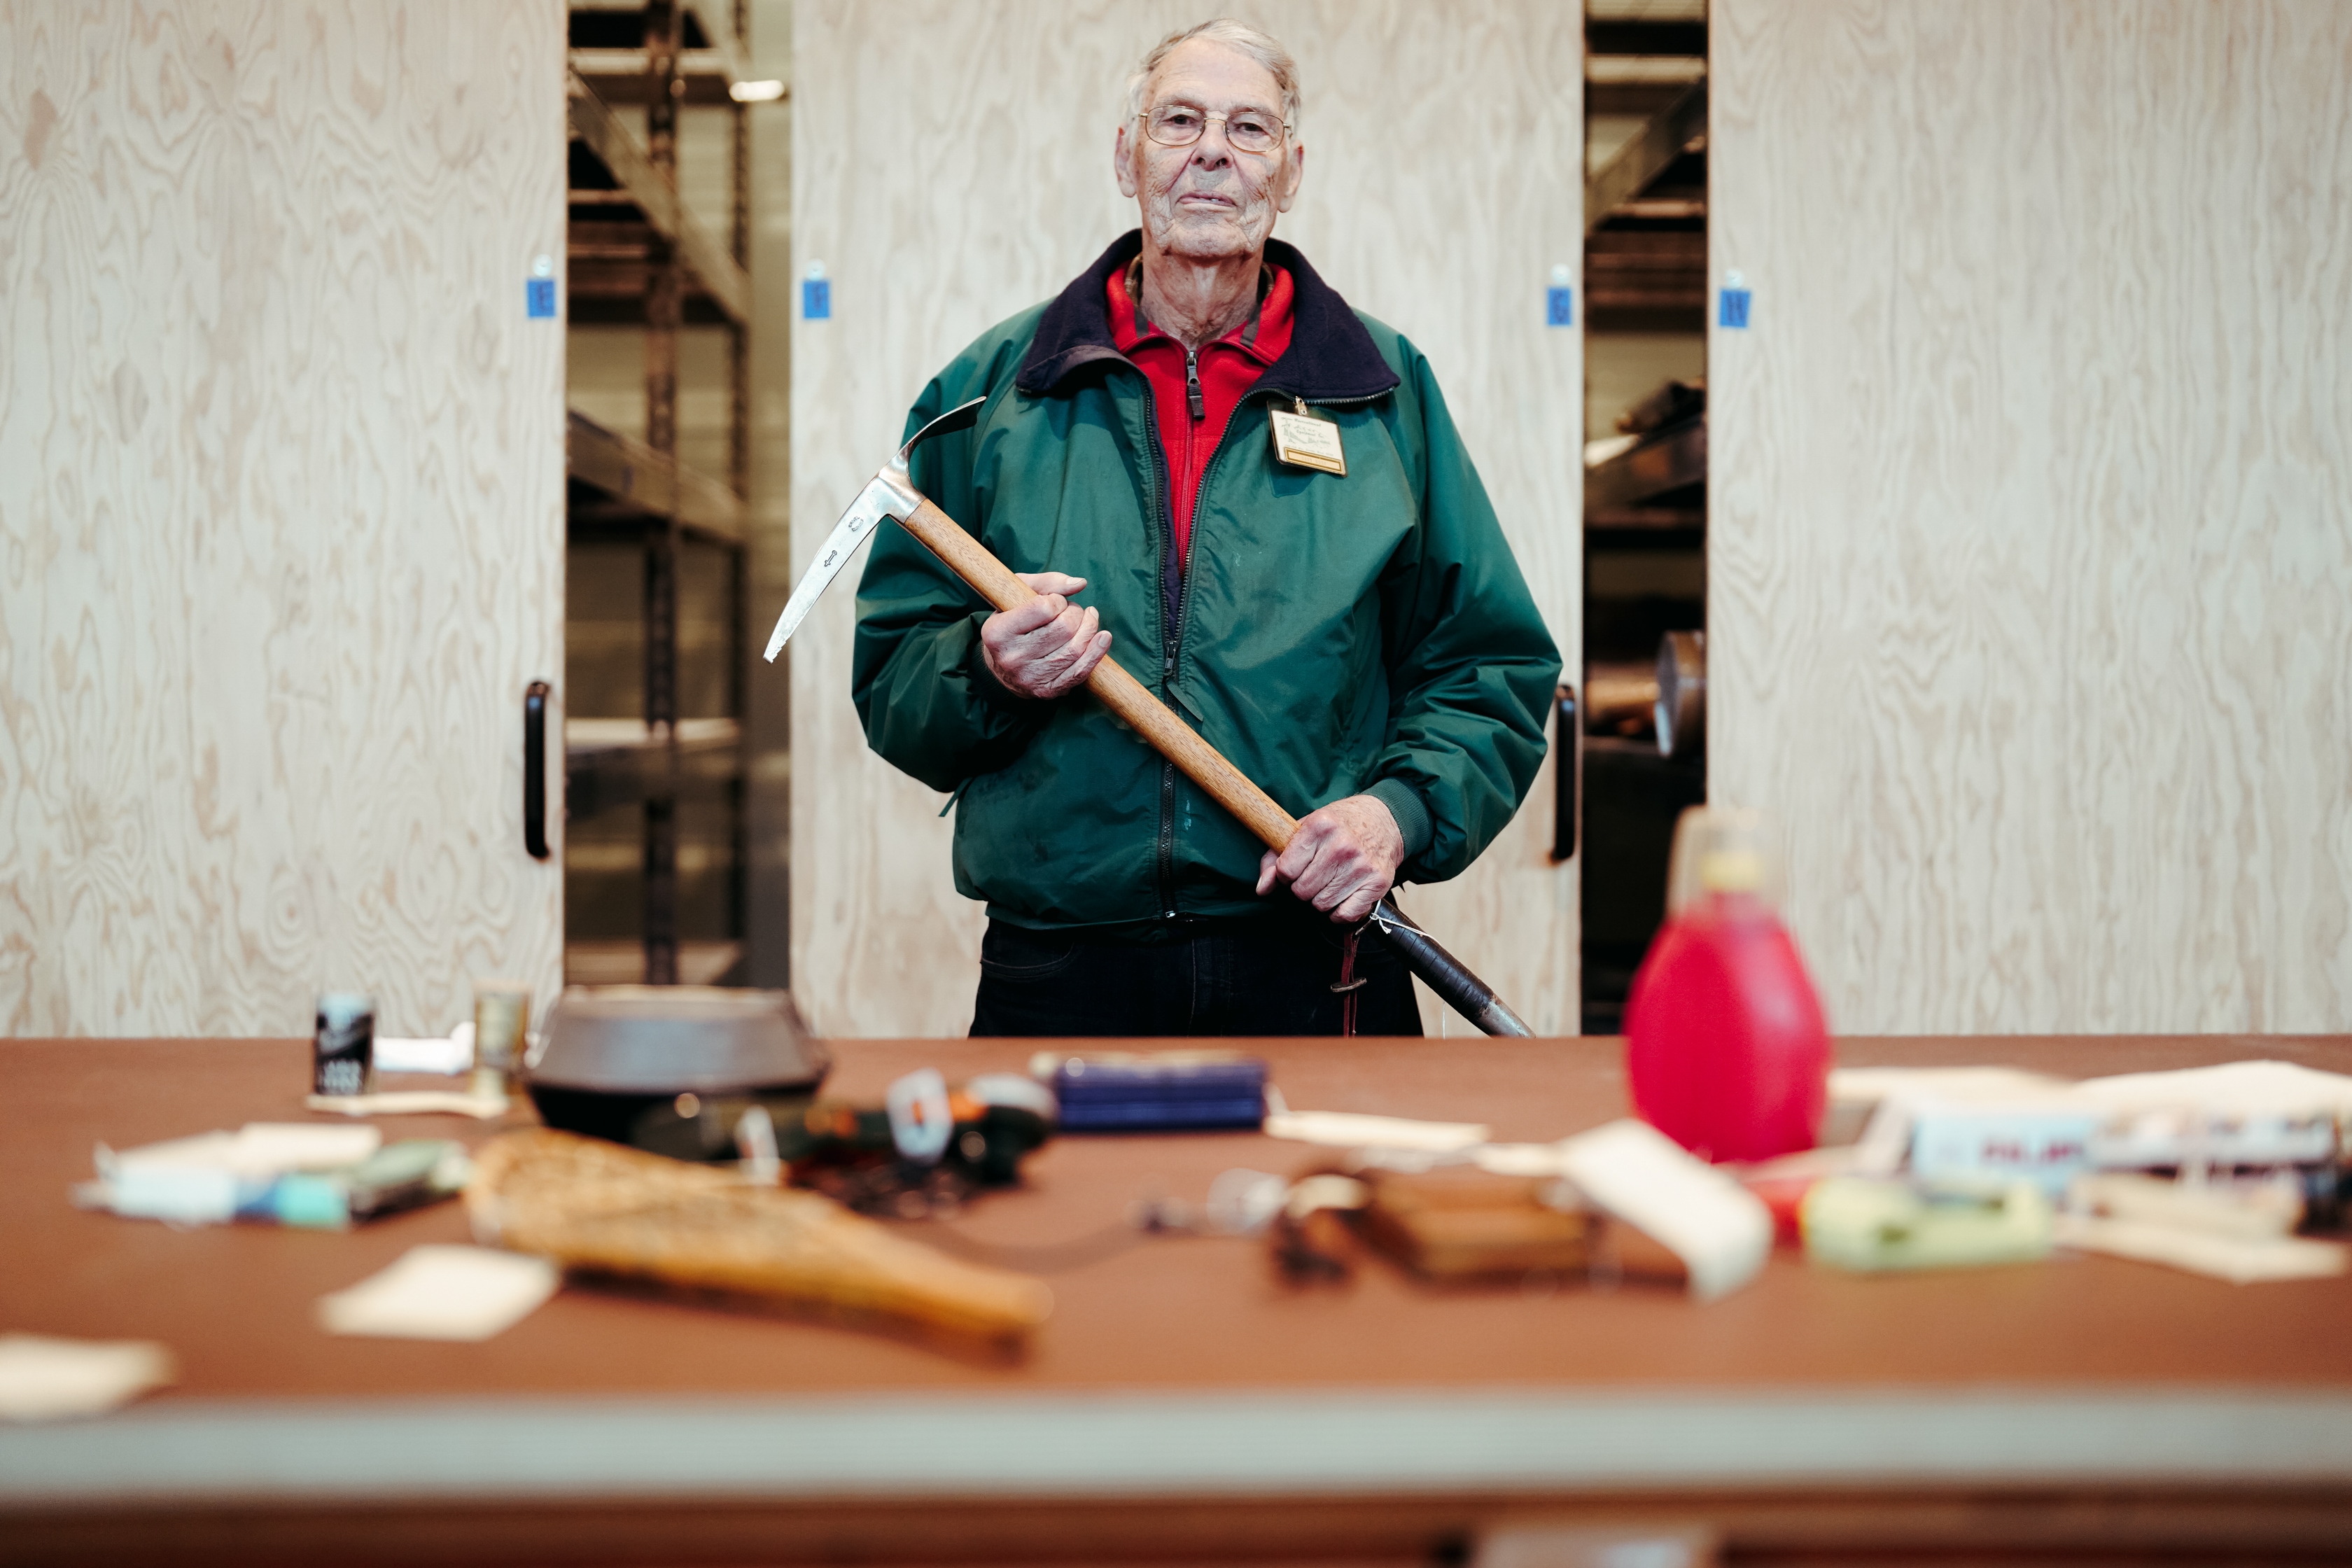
[314,992,376,1096]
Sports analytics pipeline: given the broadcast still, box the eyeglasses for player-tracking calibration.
[1140,102,1289,155]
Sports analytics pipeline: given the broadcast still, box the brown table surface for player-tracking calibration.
[10,1033,2352,1399]
[8,1032,2352,1558]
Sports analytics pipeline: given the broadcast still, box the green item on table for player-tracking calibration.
[270,1140,470,1229]
[1802,1175,2053,1272]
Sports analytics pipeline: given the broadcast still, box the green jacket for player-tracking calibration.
[853,233,1560,935]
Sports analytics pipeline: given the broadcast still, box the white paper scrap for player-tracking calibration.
[1828,1066,2076,1108]
[1473,1142,1574,1177]
[104,1123,381,1178]
[2053,1213,2348,1286]
[1261,1110,1490,1152]
[307,1091,510,1121]
[374,1021,475,1075]
[1553,1120,1774,1302]
[0,1335,176,1422]
[317,1245,559,1341]
[232,1123,384,1170]
[2070,1060,2352,1119]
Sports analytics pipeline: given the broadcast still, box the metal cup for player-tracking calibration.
[471,981,532,1097]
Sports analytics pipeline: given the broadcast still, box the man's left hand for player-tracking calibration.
[1256,794,1404,924]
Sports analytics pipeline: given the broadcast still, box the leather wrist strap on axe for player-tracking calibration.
[766,396,1536,1039]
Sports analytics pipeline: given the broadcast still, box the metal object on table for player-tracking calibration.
[764,400,1537,1037]
[1656,630,1706,760]
[524,986,829,1148]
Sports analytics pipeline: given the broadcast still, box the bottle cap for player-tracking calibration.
[1666,806,1784,916]
[1699,846,1765,894]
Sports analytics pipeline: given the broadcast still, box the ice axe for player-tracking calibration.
[766,396,1535,1037]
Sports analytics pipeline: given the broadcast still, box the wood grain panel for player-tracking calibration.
[1709,1,2352,1032]
[0,1,569,1037]
[790,1,1581,1037]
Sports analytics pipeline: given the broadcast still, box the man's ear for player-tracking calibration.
[1114,122,1140,199]
[1275,144,1305,214]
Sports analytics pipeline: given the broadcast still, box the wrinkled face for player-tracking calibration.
[1115,38,1303,262]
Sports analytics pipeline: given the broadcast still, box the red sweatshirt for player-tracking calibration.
[1107,262,1296,567]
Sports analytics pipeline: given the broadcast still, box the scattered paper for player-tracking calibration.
[2071,1060,2352,1120]
[2071,1171,2302,1240]
[374,1021,475,1075]
[2054,1213,2348,1285]
[1551,1120,1774,1302]
[1472,1142,1574,1177]
[1828,1065,2076,1109]
[1831,1060,2352,1121]
[307,1091,510,1120]
[0,1335,175,1422]
[1262,1110,1490,1153]
[316,1245,559,1341]
[91,1124,388,1223]
[107,1124,382,1177]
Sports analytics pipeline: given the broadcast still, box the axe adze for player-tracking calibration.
[766,396,1536,1038]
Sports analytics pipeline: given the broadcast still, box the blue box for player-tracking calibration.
[1546,285,1574,327]
[1042,1052,1268,1133]
[525,278,556,319]
[803,278,831,320]
[1718,287,1752,329]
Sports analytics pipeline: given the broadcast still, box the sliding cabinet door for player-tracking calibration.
[0,1,569,1035]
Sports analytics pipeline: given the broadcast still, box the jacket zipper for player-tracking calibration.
[1155,376,1301,922]
[1157,351,1210,922]
[1151,370,1379,925]
[1135,377,1182,923]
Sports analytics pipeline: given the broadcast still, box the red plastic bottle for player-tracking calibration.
[1624,808,1830,1163]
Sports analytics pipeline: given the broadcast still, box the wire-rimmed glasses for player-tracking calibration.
[1140,102,1289,155]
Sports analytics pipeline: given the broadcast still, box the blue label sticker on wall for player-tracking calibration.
[1718,287,1752,329]
[1546,286,1574,328]
[803,279,831,320]
[525,278,556,318]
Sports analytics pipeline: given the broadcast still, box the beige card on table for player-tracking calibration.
[317,1245,559,1341]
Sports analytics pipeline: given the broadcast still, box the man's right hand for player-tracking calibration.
[980,572,1112,699]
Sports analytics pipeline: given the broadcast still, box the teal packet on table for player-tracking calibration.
[249,1140,470,1230]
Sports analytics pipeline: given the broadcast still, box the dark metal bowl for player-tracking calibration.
[524,986,829,1149]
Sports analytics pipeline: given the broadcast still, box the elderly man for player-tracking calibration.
[853,19,1559,1037]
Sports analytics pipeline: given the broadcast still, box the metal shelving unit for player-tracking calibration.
[1582,3,1709,1033]
[562,1,752,989]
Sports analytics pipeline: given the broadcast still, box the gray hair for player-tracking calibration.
[1124,19,1302,134]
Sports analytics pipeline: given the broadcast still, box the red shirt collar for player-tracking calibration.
[1108,259,1294,363]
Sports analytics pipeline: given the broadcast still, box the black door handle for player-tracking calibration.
[1550,683,1578,862]
[524,680,552,860]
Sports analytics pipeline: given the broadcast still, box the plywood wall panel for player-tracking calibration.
[1709,0,2352,1033]
[0,1,568,1037]
[791,1,1581,1037]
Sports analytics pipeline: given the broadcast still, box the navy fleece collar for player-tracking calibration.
[1015,230,1401,404]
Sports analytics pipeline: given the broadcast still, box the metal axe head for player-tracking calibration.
[762,396,986,662]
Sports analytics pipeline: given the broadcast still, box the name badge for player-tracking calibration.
[1269,400,1346,476]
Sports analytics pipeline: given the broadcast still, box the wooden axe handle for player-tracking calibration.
[899,496,1301,853]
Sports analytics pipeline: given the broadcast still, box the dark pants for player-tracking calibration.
[969,911,1425,1038]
